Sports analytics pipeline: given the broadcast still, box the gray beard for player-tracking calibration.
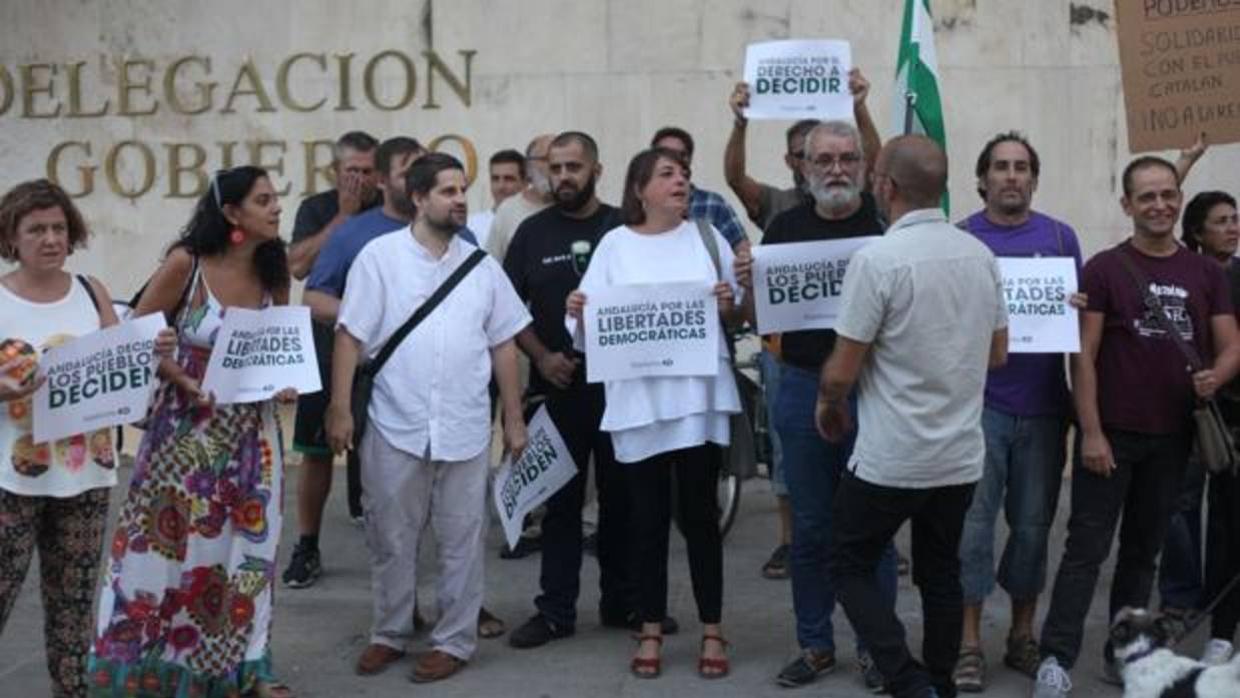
[810,181,860,214]
[528,168,552,196]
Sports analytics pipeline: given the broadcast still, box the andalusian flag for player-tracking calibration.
[893,0,948,211]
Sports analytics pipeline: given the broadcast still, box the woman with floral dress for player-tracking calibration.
[90,167,298,698]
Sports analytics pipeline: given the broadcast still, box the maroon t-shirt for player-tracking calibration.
[1083,242,1232,435]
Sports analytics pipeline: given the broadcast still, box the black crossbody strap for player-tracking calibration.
[693,218,737,360]
[1114,245,1205,372]
[365,248,487,377]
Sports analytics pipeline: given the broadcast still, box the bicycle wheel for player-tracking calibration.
[717,470,742,539]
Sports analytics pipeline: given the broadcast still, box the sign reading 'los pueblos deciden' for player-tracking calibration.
[752,237,878,334]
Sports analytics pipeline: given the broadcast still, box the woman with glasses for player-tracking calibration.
[90,167,298,698]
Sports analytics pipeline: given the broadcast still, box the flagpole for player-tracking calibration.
[903,91,916,135]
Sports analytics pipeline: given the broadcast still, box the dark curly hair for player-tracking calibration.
[0,179,90,262]
[620,147,691,226]
[1181,190,1237,253]
[172,166,289,293]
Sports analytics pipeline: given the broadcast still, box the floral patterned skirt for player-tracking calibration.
[88,386,283,698]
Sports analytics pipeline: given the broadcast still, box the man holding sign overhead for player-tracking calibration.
[951,132,1084,692]
[736,120,895,691]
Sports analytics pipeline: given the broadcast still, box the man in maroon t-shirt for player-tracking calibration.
[1032,157,1240,697]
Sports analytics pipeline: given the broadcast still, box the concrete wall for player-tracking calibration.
[1,0,1236,293]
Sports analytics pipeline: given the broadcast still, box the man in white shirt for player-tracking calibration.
[816,136,1009,698]
[486,134,554,262]
[466,148,527,252]
[327,153,531,683]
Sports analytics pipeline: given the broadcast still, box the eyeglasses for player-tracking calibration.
[807,153,863,170]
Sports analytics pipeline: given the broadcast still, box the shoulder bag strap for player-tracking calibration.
[75,274,101,316]
[1114,245,1205,372]
[365,248,487,377]
[693,217,738,360]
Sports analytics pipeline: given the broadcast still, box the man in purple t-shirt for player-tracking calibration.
[1032,157,1240,697]
[951,133,1083,692]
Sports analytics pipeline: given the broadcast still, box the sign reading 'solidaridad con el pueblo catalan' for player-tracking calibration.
[201,306,320,404]
[492,405,577,550]
[743,39,853,121]
[584,282,719,384]
[997,257,1080,354]
[32,313,167,443]
[752,237,878,334]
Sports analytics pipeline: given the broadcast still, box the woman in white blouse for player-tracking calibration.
[567,148,742,679]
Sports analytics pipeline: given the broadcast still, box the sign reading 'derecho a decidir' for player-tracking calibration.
[742,40,853,121]
[1115,2,1240,152]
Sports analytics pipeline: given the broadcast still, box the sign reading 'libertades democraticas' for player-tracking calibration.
[201,306,321,404]
[752,237,879,334]
[584,282,719,383]
[492,405,577,550]
[997,257,1080,354]
[743,39,853,121]
[33,313,167,443]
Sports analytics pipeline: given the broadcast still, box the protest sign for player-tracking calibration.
[584,282,719,383]
[743,39,852,121]
[492,406,577,550]
[32,313,166,443]
[752,237,879,334]
[201,306,320,404]
[997,257,1079,354]
[1114,3,1240,152]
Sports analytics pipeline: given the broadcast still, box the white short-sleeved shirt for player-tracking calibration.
[338,229,531,461]
[467,209,495,252]
[835,208,1008,488]
[573,221,742,463]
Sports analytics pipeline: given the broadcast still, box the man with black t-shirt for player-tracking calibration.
[736,121,897,691]
[504,131,658,649]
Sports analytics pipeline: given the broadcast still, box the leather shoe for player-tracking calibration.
[410,649,466,683]
[355,643,405,676]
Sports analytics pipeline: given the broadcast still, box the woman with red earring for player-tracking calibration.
[91,167,300,698]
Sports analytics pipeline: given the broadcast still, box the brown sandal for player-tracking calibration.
[699,634,730,679]
[630,634,663,679]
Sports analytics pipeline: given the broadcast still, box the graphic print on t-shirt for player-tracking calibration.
[1134,281,1193,341]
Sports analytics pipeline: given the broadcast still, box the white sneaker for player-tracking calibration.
[1031,657,1072,698]
[1201,638,1234,666]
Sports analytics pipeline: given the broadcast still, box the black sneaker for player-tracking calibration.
[282,542,322,588]
[761,544,791,580]
[857,650,887,693]
[776,648,836,688]
[599,610,680,635]
[509,614,574,649]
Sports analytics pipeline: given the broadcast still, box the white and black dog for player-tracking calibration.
[1109,608,1240,698]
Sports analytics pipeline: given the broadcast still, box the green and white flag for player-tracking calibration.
[893,0,948,211]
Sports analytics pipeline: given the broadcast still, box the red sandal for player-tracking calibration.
[699,634,730,679]
[630,634,663,679]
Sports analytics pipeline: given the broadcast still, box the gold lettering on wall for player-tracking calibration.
[423,50,475,109]
[166,143,208,198]
[429,134,478,184]
[46,141,95,196]
[66,61,109,117]
[362,50,416,111]
[301,139,334,195]
[164,56,216,115]
[104,140,156,199]
[0,65,12,115]
[118,59,158,116]
[221,59,276,113]
[276,53,327,112]
[248,141,291,195]
[20,63,62,118]
[334,53,356,111]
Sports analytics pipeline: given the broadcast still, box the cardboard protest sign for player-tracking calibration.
[752,237,879,334]
[32,313,166,443]
[1114,3,1240,152]
[492,405,578,550]
[584,282,719,383]
[743,39,852,121]
[201,306,321,404]
[997,257,1080,354]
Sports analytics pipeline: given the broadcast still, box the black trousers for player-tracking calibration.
[1206,468,1240,641]
[829,471,975,698]
[1039,429,1189,668]
[628,444,723,624]
[535,383,634,626]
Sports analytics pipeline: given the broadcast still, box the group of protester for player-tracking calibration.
[1,61,1238,698]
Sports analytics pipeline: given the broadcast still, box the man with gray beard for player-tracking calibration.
[735,120,898,692]
[487,134,555,263]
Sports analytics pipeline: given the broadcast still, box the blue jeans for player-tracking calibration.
[1157,456,1205,610]
[959,408,1067,604]
[758,349,786,497]
[775,364,898,653]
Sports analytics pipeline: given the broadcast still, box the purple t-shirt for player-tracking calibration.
[1084,242,1232,435]
[960,211,1083,417]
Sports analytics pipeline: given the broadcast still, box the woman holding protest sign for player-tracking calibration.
[566,147,742,679]
[0,179,175,698]
[90,166,299,698]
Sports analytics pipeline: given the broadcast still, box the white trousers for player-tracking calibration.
[360,428,488,660]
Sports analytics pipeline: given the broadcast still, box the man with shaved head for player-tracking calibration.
[816,136,1009,698]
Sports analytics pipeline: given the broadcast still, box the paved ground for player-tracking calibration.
[1,420,1212,697]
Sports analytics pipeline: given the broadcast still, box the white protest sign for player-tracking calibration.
[33,313,166,443]
[584,282,719,383]
[752,237,879,334]
[492,405,578,550]
[201,306,321,404]
[743,39,852,121]
[997,257,1080,354]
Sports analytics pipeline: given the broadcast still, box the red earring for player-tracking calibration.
[229,228,245,245]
